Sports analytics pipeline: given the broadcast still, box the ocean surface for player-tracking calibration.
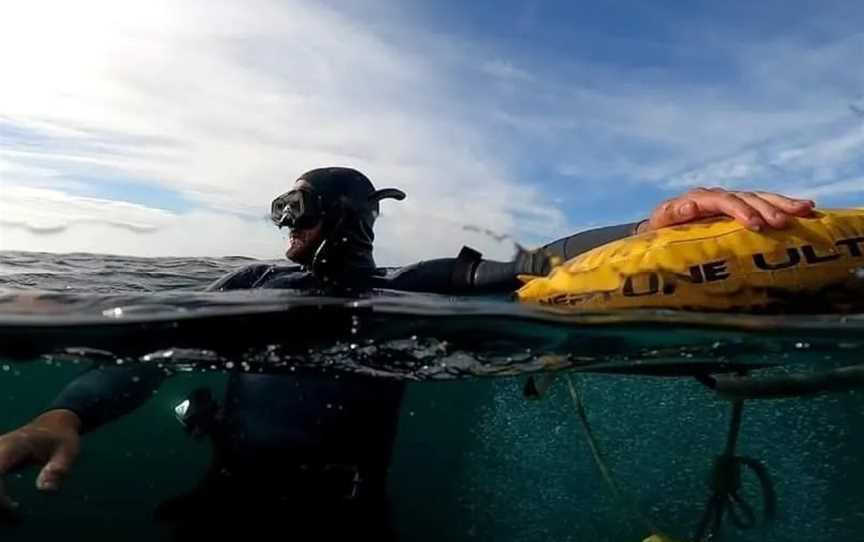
[0,250,863,541]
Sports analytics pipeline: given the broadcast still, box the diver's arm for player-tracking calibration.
[205,263,277,291]
[387,221,642,294]
[536,222,643,263]
[470,221,642,290]
[44,365,169,434]
[46,263,279,431]
[40,264,280,431]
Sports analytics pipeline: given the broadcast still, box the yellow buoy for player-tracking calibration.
[517,209,864,311]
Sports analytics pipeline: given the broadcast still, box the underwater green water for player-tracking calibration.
[1,361,861,541]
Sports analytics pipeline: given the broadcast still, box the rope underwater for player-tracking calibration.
[564,375,672,541]
[691,399,776,541]
[562,375,777,542]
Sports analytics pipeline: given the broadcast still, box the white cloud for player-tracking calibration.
[775,177,864,200]
[485,33,864,194]
[0,0,568,263]
[0,185,279,258]
[668,122,864,191]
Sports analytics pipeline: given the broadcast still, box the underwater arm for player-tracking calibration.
[46,264,284,431]
[44,365,169,434]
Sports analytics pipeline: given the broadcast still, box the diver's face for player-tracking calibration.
[284,180,325,265]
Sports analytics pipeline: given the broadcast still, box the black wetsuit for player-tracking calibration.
[45,222,639,540]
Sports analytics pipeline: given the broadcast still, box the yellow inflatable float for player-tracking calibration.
[517,208,864,311]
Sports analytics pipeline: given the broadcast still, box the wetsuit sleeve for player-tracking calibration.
[206,264,275,291]
[470,221,642,291]
[44,365,169,434]
[536,222,643,262]
[386,221,642,294]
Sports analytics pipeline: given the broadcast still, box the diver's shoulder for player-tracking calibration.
[206,262,304,291]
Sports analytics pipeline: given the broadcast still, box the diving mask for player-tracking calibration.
[270,188,324,230]
[270,186,407,230]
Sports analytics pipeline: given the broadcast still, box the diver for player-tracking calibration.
[0,166,815,538]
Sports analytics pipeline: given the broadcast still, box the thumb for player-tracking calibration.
[650,199,698,230]
[36,441,79,492]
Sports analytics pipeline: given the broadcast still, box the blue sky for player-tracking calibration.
[1,0,862,262]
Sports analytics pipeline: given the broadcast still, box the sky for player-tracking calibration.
[1,0,863,265]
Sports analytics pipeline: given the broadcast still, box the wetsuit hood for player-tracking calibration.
[294,167,405,284]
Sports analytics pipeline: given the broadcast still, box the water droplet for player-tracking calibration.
[1,365,9,372]
[409,411,415,417]
[225,362,235,369]
[326,403,333,409]
[132,376,141,383]
[116,359,124,365]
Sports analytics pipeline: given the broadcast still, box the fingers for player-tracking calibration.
[647,198,698,230]
[752,192,815,216]
[735,192,792,228]
[36,441,79,492]
[690,190,766,230]
[0,441,23,517]
[648,187,817,232]
[0,439,26,475]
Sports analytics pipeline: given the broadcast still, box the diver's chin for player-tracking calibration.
[285,238,317,265]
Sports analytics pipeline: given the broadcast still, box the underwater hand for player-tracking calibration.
[639,187,815,233]
[0,410,82,512]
